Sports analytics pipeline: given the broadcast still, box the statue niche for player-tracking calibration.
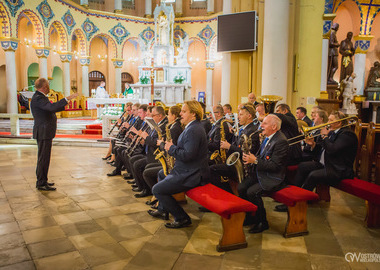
[365,61,380,101]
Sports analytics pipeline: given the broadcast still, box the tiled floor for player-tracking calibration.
[0,144,379,269]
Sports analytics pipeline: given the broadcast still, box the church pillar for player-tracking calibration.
[113,59,124,94]
[320,14,335,92]
[206,62,215,110]
[220,0,232,105]
[35,47,50,80]
[60,53,73,97]
[80,56,91,97]
[80,0,89,7]
[145,0,152,18]
[0,38,19,113]
[207,0,215,14]
[114,0,122,13]
[261,0,289,101]
[354,35,373,95]
[175,0,183,17]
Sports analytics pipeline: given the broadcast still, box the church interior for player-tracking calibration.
[0,0,380,269]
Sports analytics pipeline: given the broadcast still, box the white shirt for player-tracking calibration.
[185,120,196,130]
[95,86,108,98]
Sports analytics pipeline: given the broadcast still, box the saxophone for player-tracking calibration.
[226,134,252,183]
[154,121,173,176]
[210,119,233,163]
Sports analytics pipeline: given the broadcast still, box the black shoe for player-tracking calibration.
[102,155,111,160]
[124,174,133,180]
[198,206,211,212]
[131,184,139,188]
[107,160,114,164]
[132,187,142,192]
[147,210,169,220]
[127,180,135,184]
[248,222,269,234]
[274,204,288,212]
[47,182,55,186]
[151,204,158,210]
[107,170,121,177]
[146,199,158,206]
[37,185,56,191]
[165,218,192,229]
[134,190,152,198]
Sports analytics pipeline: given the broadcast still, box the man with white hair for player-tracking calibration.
[238,114,289,233]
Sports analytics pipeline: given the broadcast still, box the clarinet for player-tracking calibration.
[115,114,132,139]
[127,122,149,155]
[115,117,140,145]
[108,110,127,136]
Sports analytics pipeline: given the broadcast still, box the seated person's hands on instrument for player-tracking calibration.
[220,140,231,150]
[243,153,257,165]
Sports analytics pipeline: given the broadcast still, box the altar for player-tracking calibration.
[87,98,149,118]
[131,84,191,105]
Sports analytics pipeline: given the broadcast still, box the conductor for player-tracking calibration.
[31,78,78,191]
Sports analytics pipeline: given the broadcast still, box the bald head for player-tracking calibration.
[35,78,50,95]
[248,93,256,104]
[261,114,281,137]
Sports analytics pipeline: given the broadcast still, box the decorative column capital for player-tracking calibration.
[112,58,124,68]
[354,35,374,54]
[79,56,91,66]
[59,51,73,62]
[0,37,19,51]
[34,46,51,58]
[206,61,215,70]
[322,13,336,39]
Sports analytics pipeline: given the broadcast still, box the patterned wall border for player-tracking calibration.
[89,33,117,58]
[0,2,12,37]
[49,21,68,51]
[16,9,45,46]
[72,28,87,56]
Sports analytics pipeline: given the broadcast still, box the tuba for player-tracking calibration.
[226,134,252,183]
[257,95,283,114]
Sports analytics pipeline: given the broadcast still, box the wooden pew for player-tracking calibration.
[360,122,380,182]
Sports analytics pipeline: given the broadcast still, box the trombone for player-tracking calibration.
[288,116,358,146]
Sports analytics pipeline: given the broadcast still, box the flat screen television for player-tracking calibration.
[217,11,257,53]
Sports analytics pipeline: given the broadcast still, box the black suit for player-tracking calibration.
[152,120,209,221]
[31,91,68,187]
[238,131,289,224]
[302,116,313,127]
[207,117,233,154]
[296,127,358,190]
[201,116,212,135]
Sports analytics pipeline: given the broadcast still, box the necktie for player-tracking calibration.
[239,127,243,137]
[260,137,269,155]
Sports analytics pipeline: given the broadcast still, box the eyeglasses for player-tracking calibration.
[241,105,254,114]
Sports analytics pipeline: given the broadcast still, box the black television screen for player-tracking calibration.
[217,11,257,53]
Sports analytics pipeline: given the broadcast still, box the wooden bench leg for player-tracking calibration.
[366,201,380,228]
[284,201,309,238]
[217,212,247,252]
[173,192,187,204]
[316,184,331,202]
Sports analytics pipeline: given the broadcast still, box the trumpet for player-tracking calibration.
[288,116,358,146]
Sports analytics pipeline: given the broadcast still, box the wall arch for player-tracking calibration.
[49,21,68,51]
[51,66,63,92]
[17,10,44,46]
[0,2,11,37]
[90,33,117,58]
[72,29,87,56]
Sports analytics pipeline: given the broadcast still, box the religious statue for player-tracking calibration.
[339,32,355,82]
[327,23,340,84]
[157,12,169,45]
[340,73,357,114]
[138,36,153,66]
[366,61,380,88]
[176,35,189,65]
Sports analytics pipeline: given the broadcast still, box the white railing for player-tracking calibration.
[0,113,33,136]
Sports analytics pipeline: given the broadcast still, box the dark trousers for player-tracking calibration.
[113,146,127,172]
[124,153,144,176]
[238,175,267,224]
[132,156,149,190]
[36,139,52,187]
[294,161,338,191]
[209,163,235,194]
[152,174,193,221]
[143,163,162,190]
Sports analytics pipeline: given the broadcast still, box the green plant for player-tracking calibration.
[140,76,150,84]
[173,75,185,84]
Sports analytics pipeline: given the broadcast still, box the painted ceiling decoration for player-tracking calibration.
[109,22,130,45]
[4,0,24,17]
[197,25,214,47]
[139,26,155,44]
[81,18,99,41]
[36,0,55,27]
[62,10,76,35]
[173,25,187,47]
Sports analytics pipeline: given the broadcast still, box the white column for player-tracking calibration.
[80,56,90,97]
[115,0,122,12]
[145,0,152,18]
[206,62,214,110]
[354,54,366,96]
[63,62,71,96]
[320,38,329,92]
[261,0,289,101]
[207,0,215,14]
[176,0,183,16]
[220,0,232,105]
[113,59,124,94]
[39,57,48,80]
[5,50,18,113]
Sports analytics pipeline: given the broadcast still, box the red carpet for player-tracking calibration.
[0,132,102,140]
[82,123,102,135]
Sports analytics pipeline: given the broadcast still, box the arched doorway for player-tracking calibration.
[51,66,63,92]
[121,72,134,90]
[89,70,105,91]
[28,63,39,90]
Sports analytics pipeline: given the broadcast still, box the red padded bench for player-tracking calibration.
[185,183,257,252]
[316,178,380,228]
[269,185,319,237]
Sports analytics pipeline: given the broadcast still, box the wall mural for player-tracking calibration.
[4,0,24,17]
[36,0,55,27]
[197,25,214,47]
[62,10,76,35]
[81,18,99,41]
[173,25,187,47]
[139,26,155,44]
[109,22,130,45]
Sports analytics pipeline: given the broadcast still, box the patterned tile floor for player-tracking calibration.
[0,144,379,269]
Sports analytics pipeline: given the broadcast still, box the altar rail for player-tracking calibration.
[0,113,33,136]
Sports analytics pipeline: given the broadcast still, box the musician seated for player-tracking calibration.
[148,101,209,228]
[223,104,235,122]
[208,103,260,194]
[310,105,323,127]
[199,102,212,134]
[132,106,168,197]
[208,105,233,161]
[274,104,302,165]
[294,111,358,191]
[296,106,313,127]
[255,103,266,122]
[238,114,289,233]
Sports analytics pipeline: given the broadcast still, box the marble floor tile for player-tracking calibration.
[69,230,116,250]
[34,251,88,270]
[261,233,308,254]
[53,211,92,225]
[27,238,76,259]
[18,216,57,231]
[0,260,36,270]
[95,214,136,230]
[173,253,223,270]
[0,233,26,251]
[120,235,153,256]
[22,226,66,244]
[60,220,103,237]
[0,247,31,267]
[0,221,20,236]
[78,243,131,267]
